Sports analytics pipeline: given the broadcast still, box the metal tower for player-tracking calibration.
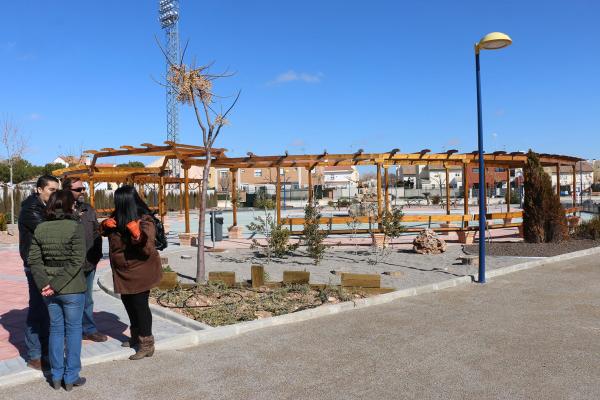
[159,0,181,176]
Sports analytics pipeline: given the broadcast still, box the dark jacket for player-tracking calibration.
[27,213,87,295]
[76,202,103,272]
[18,194,45,265]
[102,214,162,295]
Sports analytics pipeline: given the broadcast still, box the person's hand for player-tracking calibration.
[126,220,141,240]
[41,285,54,297]
[102,218,117,229]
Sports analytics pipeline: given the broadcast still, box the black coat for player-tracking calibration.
[76,202,103,272]
[18,194,45,265]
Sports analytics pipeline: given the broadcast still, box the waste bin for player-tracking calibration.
[209,211,224,242]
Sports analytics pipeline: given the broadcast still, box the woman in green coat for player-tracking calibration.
[28,190,87,391]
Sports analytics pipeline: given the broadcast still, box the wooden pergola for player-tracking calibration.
[54,142,583,240]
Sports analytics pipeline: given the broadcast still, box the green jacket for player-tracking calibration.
[28,215,87,295]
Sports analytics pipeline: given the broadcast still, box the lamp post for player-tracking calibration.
[474,32,512,284]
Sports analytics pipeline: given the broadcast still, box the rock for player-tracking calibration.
[413,229,447,254]
[254,311,273,319]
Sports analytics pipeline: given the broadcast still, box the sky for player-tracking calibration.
[1,0,599,166]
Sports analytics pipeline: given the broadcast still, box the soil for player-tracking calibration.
[464,239,600,258]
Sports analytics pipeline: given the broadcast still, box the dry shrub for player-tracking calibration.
[575,215,600,240]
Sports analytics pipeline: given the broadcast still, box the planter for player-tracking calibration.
[178,233,198,246]
[457,231,476,244]
[228,225,243,239]
[371,233,387,249]
[157,271,178,290]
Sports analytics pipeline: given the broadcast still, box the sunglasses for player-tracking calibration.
[72,187,86,193]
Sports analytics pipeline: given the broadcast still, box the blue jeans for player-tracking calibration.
[82,270,98,335]
[44,293,85,384]
[24,270,49,361]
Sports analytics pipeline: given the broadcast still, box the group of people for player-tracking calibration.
[19,175,163,391]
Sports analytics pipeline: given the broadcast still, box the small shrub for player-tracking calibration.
[246,210,298,262]
[162,265,174,272]
[337,198,351,208]
[575,215,600,240]
[303,202,329,265]
[431,195,441,205]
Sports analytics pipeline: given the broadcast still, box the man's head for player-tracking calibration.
[61,177,86,204]
[36,175,60,204]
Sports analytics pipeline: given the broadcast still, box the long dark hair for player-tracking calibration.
[113,185,152,234]
[45,190,76,220]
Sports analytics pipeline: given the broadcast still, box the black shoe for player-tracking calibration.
[65,377,86,391]
[51,380,62,390]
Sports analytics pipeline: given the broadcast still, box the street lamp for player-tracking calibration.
[475,32,512,284]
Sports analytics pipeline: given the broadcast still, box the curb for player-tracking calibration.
[97,270,212,331]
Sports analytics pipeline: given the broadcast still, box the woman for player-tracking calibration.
[28,190,87,391]
[101,185,162,360]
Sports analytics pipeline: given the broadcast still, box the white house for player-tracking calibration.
[322,166,360,189]
[544,161,594,193]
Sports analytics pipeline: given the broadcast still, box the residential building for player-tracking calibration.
[322,166,359,189]
[544,161,594,193]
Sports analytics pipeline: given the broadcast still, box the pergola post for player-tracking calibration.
[276,168,282,225]
[307,167,313,204]
[571,164,577,207]
[89,179,95,208]
[159,175,165,223]
[231,168,238,227]
[463,162,469,227]
[376,163,383,224]
[556,163,561,199]
[184,167,190,233]
[445,166,451,215]
[179,182,183,214]
[505,167,511,212]
[384,166,390,212]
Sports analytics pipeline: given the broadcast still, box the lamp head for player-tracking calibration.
[476,32,512,53]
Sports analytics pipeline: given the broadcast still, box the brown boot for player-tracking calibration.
[121,327,139,348]
[129,335,154,360]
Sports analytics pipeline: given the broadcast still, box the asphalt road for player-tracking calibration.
[5,254,599,400]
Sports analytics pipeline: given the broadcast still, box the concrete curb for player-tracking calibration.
[97,270,212,331]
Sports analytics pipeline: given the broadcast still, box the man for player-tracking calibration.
[18,175,59,370]
[62,177,107,342]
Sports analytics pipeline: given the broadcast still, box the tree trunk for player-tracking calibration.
[196,150,211,283]
[9,163,14,225]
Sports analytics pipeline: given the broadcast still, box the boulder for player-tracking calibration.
[413,229,447,254]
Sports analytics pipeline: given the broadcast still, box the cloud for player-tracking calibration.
[494,108,506,117]
[446,138,460,147]
[290,139,305,147]
[1,41,16,51]
[491,132,498,140]
[28,113,42,121]
[268,70,323,85]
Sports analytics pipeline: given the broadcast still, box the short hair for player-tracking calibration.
[45,190,75,220]
[36,175,59,189]
[61,177,81,190]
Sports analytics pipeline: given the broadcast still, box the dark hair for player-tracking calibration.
[45,190,76,220]
[61,177,81,190]
[113,185,152,234]
[36,175,59,189]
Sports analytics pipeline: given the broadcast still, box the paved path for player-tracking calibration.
[3,253,598,399]
[0,246,196,379]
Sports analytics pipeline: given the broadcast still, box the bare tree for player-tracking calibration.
[1,118,28,224]
[165,47,240,283]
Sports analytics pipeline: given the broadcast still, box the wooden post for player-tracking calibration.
[506,168,511,212]
[231,168,238,226]
[445,166,451,215]
[159,175,165,223]
[307,167,313,204]
[89,179,95,208]
[251,265,265,288]
[376,163,382,223]
[463,162,469,227]
[138,183,146,200]
[179,182,183,214]
[572,164,577,207]
[276,168,281,225]
[556,163,561,198]
[384,167,389,212]
[184,167,190,233]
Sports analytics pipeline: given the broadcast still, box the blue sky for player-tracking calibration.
[1,0,599,165]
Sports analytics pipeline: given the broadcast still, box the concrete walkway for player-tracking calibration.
[3,253,598,399]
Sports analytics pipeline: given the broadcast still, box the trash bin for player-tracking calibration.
[210,211,223,242]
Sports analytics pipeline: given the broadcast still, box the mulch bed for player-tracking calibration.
[464,239,600,258]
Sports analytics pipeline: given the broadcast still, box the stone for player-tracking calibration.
[254,311,272,319]
[413,229,447,254]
